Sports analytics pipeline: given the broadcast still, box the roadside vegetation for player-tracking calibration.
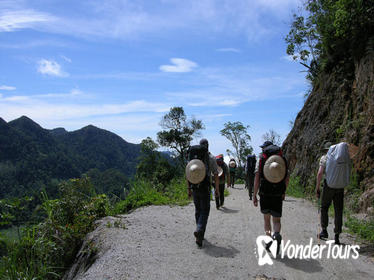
[286,173,374,244]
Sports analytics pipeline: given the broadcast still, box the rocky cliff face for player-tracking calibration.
[282,52,374,213]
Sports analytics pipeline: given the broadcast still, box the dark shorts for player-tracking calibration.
[260,195,283,217]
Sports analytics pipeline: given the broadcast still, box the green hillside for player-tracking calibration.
[0,116,141,198]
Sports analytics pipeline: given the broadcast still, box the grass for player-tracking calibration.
[0,227,23,242]
[285,174,374,244]
[345,216,374,242]
[286,176,305,198]
[114,178,190,214]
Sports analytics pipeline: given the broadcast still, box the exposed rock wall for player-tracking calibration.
[282,52,374,212]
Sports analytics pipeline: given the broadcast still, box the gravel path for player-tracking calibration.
[73,185,374,280]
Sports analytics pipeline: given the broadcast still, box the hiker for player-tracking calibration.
[316,142,353,245]
[253,141,289,253]
[229,158,237,188]
[186,138,220,247]
[214,154,230,209]
[245,154,256,200]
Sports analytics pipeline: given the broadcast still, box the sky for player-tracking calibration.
[0,0,308,156]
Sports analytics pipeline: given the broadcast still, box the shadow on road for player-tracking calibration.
[219,207,239,214]
[277,256,323,273]
[358,243,374,257]
[202,240,240,258]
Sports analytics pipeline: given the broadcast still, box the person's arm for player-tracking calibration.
[315,165,324,198]
[225,165,230,187]
[282,174,290,200]
[253,172,260,207]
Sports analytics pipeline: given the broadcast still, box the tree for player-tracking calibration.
[137,137,176,190]
[262,129,282,146]
[137,137,161,181]
[285,0,374,82]
[157,107,204,166]
[220,121,252,167]
[285,13,320,64]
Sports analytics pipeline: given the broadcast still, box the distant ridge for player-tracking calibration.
[0,116,141,198]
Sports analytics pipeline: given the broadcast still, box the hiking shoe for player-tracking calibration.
[335,234,340,245]
[194,231,203,247]
[318,229,328,240]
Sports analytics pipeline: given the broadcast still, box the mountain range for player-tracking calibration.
[0,116,141,198]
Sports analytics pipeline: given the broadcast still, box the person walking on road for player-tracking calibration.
[214,154,230,209]
[315,141,356,245]
[229,158,237,188]
[186,138,219,247]
[245,154,256,200]
[253,141,289,253]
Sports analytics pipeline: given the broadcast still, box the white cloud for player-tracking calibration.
[0,39,70,49]
[0,9,55,32]
[0,0,301,41]
[37,59,68,77]
[164,65,306,107]
[160,58,198,73]
[33,88,84,99]
[3,95,30,102]
[60,55,72,63]
[0,98,170,121]
[0,85,16,90]
[216,48,241,53]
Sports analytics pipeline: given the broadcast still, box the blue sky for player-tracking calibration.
[0,0,308,156]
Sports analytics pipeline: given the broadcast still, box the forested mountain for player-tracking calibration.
[0,116,141,198]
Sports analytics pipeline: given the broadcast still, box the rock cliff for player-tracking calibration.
[282,51,374,213]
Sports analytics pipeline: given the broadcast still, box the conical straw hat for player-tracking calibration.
[263,155,286,183]
[186,159,206,184]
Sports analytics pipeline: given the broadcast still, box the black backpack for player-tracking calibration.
[246,155,256,175]
[187,145,210,188]
[259,145,287,196]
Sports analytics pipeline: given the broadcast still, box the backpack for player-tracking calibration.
[325,142,351,189]
[259,145,287,196]
[246,155,256,175]
[187,145,210,188]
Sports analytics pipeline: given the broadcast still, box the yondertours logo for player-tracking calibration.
[255,235,360,266]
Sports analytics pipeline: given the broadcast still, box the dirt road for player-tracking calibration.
[74,185,374,280]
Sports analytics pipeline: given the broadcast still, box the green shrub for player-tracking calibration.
[114,178,190,214]
[0,177,111,279]
[114,180,168,213]
[345,216,374,242]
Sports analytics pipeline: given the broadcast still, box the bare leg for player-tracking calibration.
[264,214,272,236]
[272,217,281,233]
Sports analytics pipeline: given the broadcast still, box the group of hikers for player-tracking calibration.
[186,138,356,250]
